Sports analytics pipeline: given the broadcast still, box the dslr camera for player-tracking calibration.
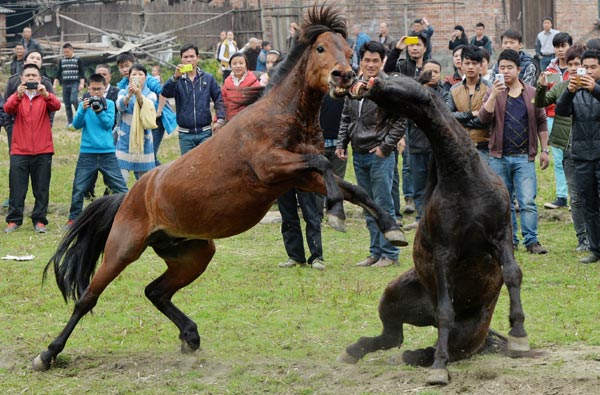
[89,96,107,112]
[25,81,39,90]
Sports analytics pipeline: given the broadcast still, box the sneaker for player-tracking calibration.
[403,197,415,214]
[579,254,600,264]
[405,221,419,231]
[84,190,96,201]
[355,256,379,267]
[575,241,590,253]
[4,222,19,233]
[311,259,326,270]
[277,258,304,268]
[1,199,8,208]
[34,222,47,233]
[371,257,398,267]
[543,197,568,209]
[526,242,547,254]
[64,219,74,230]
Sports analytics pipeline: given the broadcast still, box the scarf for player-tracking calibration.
[129,95,157,155]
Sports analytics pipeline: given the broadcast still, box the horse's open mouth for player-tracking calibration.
[328,82,350,98]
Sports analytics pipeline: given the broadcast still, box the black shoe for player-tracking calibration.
[526,242,548,254]
[579,254,600,264]
[544,197,568,209]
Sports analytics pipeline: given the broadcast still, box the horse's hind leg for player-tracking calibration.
[148,238,215,353]
[339,269,435,363]
[498,241,530,353]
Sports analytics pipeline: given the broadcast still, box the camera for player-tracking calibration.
[577,67,586,76]
[25,81,39,90]
[180,64,194,73]
[89,96,106,112]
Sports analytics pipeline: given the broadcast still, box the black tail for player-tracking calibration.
[44,193,126,303]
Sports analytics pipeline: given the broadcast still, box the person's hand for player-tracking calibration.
[213,119,225,133]
[538,72,548,87]
[369,146,385,158]
[37,83,48,97]
[580,75,596,92]
[128,83,140,97]
[156,110,163,118]
[17,83,26,97]
[471,110,479,118]
[396,36,408,51]
[540,151,550,170]
[422,17,429,26]
[567,76,579,93]
[335,148,347,160]
[78,83,84,91]
[82,98,90,109]
[397,137,406,154]
[490,78,505,98]
[174,64,184,80]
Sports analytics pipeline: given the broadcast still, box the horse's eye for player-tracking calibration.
[316,45,325,53]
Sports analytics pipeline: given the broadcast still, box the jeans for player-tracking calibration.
[409,152,432,221]
[353,152,399,260]
[563,152,588,245]
[152,117,165,165]
[547,118,568,199]
[179,129,212,155]
[63,82,79,124]
[571,159,600,256]
[277,189,323,264]
[7,154,52,226]
[489,155,539,247]
[392,150,401,216]
[68,153,129,220]
[401,149,414,199]
[315,146,348,218]
[478,149,490,165]
[540,55,553,72]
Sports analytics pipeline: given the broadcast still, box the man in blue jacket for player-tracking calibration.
[162,44,226,155]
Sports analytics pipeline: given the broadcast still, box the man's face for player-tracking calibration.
[181,48,199,68]
[23,28,32,39]
[249,39,258,50]
[543,20,552,32]
[379,23,388,35]
[423,63,441,86]
[583,57,600,81]
[25,52,42,68]
[118,60,133,77]
[360,51,382,78]
[475,26,484,36]
[554,42,570,60]
[264,43,272,51]
[462,58,481,79]
[501,37,521,51]
[567,57,582,76]
[412,22,422,33]
[14,45,25,59]
[63,47,74,58]
[87,81,106,97]
[96,67,112,85]
[498,59,520,84]
[21,67,41,85]
[407,39,425,61]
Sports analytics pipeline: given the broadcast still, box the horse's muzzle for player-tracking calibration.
[329,68,356,97]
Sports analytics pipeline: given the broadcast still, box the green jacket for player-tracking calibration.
[535,80,572,150]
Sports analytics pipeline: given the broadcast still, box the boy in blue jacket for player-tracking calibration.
[66,74,128,228]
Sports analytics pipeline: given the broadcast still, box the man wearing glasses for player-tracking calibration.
[64,73,128,229]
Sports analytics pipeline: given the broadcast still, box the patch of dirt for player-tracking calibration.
[4,345,600,394]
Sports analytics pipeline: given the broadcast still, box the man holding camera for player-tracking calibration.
[4,64,61,233]
[65,73,129,228]
[556,49,600,264]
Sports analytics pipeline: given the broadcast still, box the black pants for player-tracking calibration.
[277,189,323,264]
[572,158,600,256]
[7,154,52,226]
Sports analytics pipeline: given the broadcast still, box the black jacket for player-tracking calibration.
[556,83,600,161]
[383,48,420,78]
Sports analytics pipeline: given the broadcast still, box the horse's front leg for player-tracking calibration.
[498,241,530,354]
[335,178,407,247]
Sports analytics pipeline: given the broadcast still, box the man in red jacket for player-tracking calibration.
[4,64,61,233]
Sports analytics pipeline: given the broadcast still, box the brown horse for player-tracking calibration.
[33,4,406,371]
[338,74,529,385]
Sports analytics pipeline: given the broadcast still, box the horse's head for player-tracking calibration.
[299,4,355,98]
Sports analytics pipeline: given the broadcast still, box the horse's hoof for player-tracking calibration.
[384,229,408,247]
[426,368,450,386]
[507,335,530,353]
[32,354,50,372]
[327,215,347,233]
[336,351,359,364]
[180,341,199,354]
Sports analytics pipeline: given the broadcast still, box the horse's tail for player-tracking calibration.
[44,193,126,303]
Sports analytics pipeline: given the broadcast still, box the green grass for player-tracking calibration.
[0,110,599,394]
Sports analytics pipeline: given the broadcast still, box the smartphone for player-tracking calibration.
[180,64,194,73]
[130,75,140,88]
[495,74,505,86]
[404,36,419,45]
[25,81,39,90]
[577,67,586,76]
[546,73,561,83]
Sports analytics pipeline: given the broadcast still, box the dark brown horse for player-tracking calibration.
[338,74,529,385]
[33,5,406,371]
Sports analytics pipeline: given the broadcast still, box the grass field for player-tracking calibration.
[0,108,599,394]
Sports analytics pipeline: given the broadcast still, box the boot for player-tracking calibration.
[403,197,415,214]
